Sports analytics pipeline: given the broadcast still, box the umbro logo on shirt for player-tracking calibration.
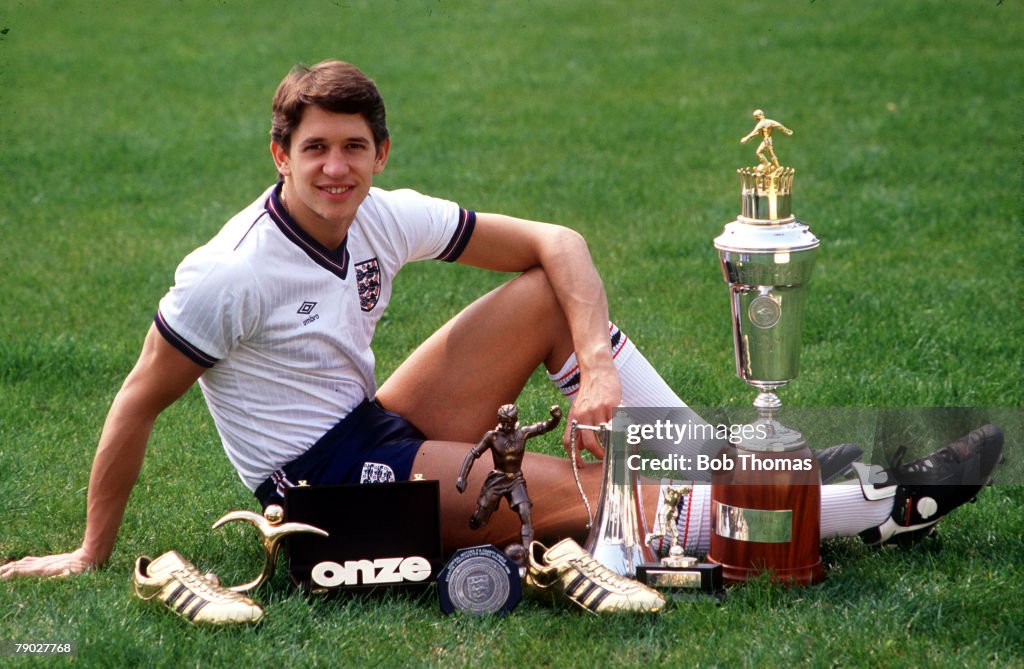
[298,301,319,326]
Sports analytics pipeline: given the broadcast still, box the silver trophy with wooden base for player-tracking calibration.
[708,111,824,585]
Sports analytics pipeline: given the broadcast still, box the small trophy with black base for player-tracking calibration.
[636,483,724,597]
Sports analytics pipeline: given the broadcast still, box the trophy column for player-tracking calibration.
[708,114,824,585]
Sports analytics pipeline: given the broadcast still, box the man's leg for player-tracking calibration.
[379,268,692,440]
[378,268,573,442]
[657,424,1004,556]
[377,268,601,550]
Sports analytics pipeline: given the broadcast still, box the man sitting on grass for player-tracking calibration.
[1,62,1003,602]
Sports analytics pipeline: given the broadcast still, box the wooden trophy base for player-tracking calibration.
[707,444,824,586]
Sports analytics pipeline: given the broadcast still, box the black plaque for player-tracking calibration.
[636,560,724,598]
[438,545,522,615]
[284,481,443,593]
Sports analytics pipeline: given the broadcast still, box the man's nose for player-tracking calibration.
[323,150,349,177]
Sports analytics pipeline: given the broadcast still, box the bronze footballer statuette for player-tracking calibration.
[456,404,562,548]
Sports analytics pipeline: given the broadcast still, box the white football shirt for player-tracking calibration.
[156,183,475,489]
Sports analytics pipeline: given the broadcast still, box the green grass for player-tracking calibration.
[1,0,1022,667]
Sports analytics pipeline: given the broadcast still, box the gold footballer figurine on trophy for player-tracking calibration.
[646,483,696,568]
[740,109,793,171]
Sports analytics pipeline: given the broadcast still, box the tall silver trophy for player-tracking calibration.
[708,110,824,584]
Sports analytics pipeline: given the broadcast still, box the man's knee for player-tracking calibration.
[507,267,559,313]
[498,269,570,356]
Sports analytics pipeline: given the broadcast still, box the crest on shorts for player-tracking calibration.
[360,461,396,484]
[355,257,381,312]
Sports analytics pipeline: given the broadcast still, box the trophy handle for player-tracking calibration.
[568,420,594,529]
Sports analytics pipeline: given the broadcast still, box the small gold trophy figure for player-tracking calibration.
[637,481,723,594]
[652,483,696,568]
[740,109,793,171]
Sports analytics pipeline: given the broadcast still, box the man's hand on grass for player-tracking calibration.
[0,548,96,579]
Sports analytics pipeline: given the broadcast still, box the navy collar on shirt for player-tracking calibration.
[265,182,351,280]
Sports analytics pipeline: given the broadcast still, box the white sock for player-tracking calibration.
[549,323,723,468]
[655,483,895,557]
[819,484,893,539]
[547,323,685,408]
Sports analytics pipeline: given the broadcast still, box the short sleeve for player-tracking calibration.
[361,189,476,265]
[155,248,259,367]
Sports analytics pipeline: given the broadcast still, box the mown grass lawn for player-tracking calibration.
[1,1,1021,667]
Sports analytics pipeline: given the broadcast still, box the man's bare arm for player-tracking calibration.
[0,324,205,578]
[456,214,620,459]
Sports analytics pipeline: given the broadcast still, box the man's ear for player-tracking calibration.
[270,141,290,177]
[373,137,391,175]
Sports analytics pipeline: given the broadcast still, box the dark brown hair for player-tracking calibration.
[270,60,388,151]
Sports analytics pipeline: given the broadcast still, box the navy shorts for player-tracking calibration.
[254,398,426,508]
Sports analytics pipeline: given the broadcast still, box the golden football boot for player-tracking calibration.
[525,538,665,614]
[132,551,264,625]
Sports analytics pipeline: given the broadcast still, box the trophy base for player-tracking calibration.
[636,561,724,598]
[707,444,825,586]
[707,556,823,586]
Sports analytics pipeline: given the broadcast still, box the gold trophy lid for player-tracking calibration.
[714,109,819,254]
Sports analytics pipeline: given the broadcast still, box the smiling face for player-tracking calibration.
[271,106,390,248]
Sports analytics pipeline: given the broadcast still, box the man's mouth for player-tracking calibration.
[321,186,353,195]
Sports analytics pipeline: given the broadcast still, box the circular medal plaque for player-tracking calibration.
[438,545,521,615]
